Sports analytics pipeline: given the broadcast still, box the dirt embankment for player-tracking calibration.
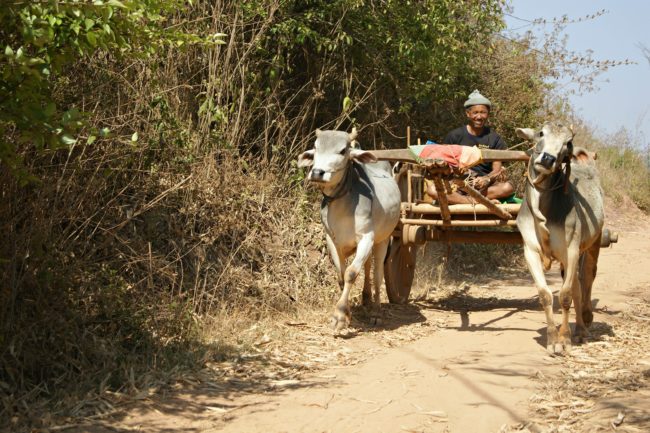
[52,206,650,433]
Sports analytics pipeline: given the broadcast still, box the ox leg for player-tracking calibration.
[523,244,559,353]
[331,233,375,332]
[372,239,390,308]
[580,239,601,328]
[362,258,372,306]
[326,234,345,291]
[361,240,389,324]
[559,247,581,350]
[570,271,588,344]
[362,239,390,326]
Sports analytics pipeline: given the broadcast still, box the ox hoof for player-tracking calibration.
[558,333,573,354]
[547,341,572,355]
[582,310,594,328]
[330,309,351,332]
[573,325,590,344]
[546,326,572,355]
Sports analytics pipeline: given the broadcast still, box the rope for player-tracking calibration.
[322,163,354,204]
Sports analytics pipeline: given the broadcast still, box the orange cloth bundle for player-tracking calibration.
[412,144,482,169]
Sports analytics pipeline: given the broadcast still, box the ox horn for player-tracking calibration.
[348,127,358,142]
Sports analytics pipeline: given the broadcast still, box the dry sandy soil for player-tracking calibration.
[59,205,650,433]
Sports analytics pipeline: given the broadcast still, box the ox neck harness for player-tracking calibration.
[322,162,355,204]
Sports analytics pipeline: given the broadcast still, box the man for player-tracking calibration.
[427,90,514,204]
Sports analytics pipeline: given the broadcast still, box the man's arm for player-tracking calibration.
[473,133,507,189]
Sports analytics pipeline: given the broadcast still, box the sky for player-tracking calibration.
[503,1,650,147]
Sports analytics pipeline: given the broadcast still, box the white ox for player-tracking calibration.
[516,122,604,354]
[298,128,401,331]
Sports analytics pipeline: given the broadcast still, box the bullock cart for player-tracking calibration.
[368,145,618,304]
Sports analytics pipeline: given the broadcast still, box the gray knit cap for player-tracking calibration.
[463,89,492,108]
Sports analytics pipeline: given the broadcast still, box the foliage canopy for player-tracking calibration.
[0,0,221,178]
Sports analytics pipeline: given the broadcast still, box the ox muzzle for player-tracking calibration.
[309,168,327,182]
[538,152,557,170]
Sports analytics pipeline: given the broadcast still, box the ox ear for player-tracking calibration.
[573,149,590,164]
[516,127,536,141]
[350,148,378,164]
[348,127,358,142]
[297,149,315,168]
[572,147,597,164]
[315,129,323,138]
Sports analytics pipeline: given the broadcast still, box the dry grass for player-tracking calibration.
[0,142,338,430]
[500,292,650,433]
[0,4,341,424]
[565,119,650,213]
[410,239,525,303]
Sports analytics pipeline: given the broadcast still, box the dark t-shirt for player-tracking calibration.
[443,126,507,176]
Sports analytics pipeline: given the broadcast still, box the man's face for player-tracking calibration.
[466,105,490,129]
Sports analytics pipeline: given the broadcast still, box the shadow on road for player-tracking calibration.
[345,302,427,336]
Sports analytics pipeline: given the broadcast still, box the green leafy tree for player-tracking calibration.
[0,0,222,178]
[198,0,507,163]
[289,0,503,113]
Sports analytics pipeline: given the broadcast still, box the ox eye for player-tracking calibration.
[539,131,544,137]
[339,148,347,155]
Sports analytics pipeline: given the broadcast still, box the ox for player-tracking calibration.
[516,121,604,354]
[298,128,401,332]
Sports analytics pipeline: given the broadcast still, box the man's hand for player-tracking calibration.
[471,176,491,190]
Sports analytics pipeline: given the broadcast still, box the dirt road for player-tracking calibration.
[68,210,650,433]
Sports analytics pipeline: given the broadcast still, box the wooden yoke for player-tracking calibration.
[368,148,529,164]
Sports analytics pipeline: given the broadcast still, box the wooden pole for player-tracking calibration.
[432,177,451,224]
[368,148,529,164]
[428,230,523,244]
[400,218,517,227]
[456,182,513,220]
[480,149,529,162]
[403,203,521,215]
[368,149,418,163]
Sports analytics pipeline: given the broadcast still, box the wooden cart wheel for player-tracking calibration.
[384,235,417,304]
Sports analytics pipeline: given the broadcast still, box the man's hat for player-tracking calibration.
[464,90,492,108]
